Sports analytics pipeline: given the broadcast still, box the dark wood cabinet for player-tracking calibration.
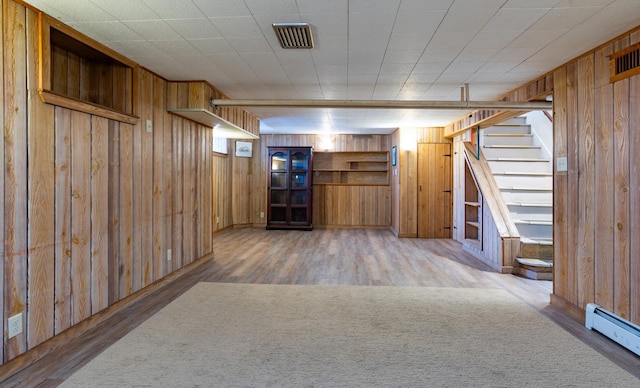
[266,147,313,230]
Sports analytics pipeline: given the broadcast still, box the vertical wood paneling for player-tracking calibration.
[613,38,631,319]
[26,8,55,349]
[576,55,596,308]
[172,118,184,267]
[630,64,640,325]
[119,123,134,298]
[108,120,120,305]
[0,0,5,362]
[4,0,28,359]
[90,116,109,314]
[183,122,194,265]
[70,111,92,324]
[0,1,225,364]
[163,108,174,275]
[131,70,143,294]
[594,43,615,310]
[54,108,71,334]
[566,62,579,306]
[139,70,154,287]
[153,76,166,280]
[553,67,569,302]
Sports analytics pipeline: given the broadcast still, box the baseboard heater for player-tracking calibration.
[585,303,640,356]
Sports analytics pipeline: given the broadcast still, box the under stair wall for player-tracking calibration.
[455,142,520,273]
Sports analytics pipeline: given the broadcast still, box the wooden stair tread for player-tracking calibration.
[506,202,552,208]
[484,133,532,137]
[516,258,553,268]
[499,186,552,191]
[483,145,541,149]
[492,172,552,176]
[486,157,549,162]
[514,219,553,225]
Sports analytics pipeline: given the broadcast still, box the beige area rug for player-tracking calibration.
[61,283,638,387]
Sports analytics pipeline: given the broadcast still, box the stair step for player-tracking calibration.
[521,237,553,245]
[514,220,553,226]
[486,157,549,162]
[484,133,532,137]
[516,258,553,268]
[484,145,541,149]
[499,186,552,191]
[507,202,552,208]
[493,172,552,176]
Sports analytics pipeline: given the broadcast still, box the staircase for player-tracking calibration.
[481,116,553,280]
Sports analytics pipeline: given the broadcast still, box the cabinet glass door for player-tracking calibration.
[291,151,308,170]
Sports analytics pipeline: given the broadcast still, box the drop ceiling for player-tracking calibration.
[24,0,640,135]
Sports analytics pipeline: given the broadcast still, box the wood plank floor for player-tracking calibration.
[2,227,638,386]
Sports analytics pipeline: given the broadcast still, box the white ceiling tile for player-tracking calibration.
[503,0,560,7]
[382,50,424,64]
[467,30,521,49]
[122,20,182,41]
[529,7,603,30]
[165,19,221,40]
[450,0,507,9]
[349,13,394,35]
[483,8,550,31]
[209,16,262,37]
[226,37,272,53]
[399,0,454,11]
[387,33,433,51]
[349,0,401,14]
[90,0,157,20]
[438,9,498,31]
[507,29,568,49]
[304,15,349,36]
[151,40,202,57]
[67,21,142,42]
[46,0,116,22]
[427,29,477,49]
[140,0,204,19]
[192,0,251,17]
[244,0,299,16]
[392,11,446,35]
[189,38,236,55]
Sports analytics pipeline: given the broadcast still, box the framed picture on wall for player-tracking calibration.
[391,146,397,166]
[236,141,252,157]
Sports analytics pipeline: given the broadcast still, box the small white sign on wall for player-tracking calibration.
[556,156,567,172]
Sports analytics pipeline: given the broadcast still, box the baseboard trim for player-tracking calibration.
[550,294,585,323]
[0,253,215,383]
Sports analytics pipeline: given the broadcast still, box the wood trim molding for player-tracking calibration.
[39,89,139,124]
[0,254,214,383]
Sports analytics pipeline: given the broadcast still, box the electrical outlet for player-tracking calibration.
[260,211,264,218]
[216,216,220,224]
[8,313,22,338]
[146,119,152,133]
[167,249,172,261]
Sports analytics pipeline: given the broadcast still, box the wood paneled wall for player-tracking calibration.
[390,127,447,238]
[552,27,640,325]
[0,0,216,364]
[256,134,391,228]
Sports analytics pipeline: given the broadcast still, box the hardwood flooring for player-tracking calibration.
[2,227,638,386]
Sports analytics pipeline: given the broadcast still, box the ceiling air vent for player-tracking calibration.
[273,23,314,49]
[610,42,640,83]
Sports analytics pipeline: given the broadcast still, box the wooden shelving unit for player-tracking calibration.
[464,162,482,244]
[313,151,389,185]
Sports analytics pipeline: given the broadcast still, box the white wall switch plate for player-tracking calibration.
[260,211,264,218]
[556,156,567,172]
[146,119,152,133]
[167,249,172,261]
[8,313,22,338]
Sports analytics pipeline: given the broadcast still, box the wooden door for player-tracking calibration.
[418,143,452,238]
